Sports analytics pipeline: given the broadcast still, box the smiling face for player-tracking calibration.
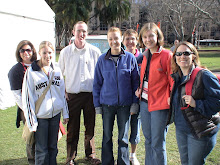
[175,45,195,71]
[142,30,158,52]
[39,46,53,67]
[19,44,33,64]
[72,22,88,48]
[108,31,122,55]
[123,34,138,53]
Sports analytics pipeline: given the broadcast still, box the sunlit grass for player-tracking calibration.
[0,106,219,165]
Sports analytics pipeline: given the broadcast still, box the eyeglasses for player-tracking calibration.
[175,51,194,56]
[19,49,32,53]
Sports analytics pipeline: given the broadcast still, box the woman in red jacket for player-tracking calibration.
[135,22,173,165]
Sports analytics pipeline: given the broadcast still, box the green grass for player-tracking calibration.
[0,106,220,165]
[199,47,220,51]
[199,51,220,71]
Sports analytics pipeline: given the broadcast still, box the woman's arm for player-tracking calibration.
[194,70,220,117]
[22,69,38,132]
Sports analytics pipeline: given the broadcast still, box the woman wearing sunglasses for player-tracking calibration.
[167,41,220,164]
[8,40,37,165]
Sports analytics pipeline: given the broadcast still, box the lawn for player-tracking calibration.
[0,106,219,165]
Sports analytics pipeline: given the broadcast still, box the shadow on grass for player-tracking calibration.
[0,158,93,165]
[0,158,28,165]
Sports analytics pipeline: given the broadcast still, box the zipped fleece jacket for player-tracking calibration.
[93,49,139,108]
[22,61,69,132]
[139,47,173,111]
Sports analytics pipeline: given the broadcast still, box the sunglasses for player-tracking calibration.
[19,49,32,53]
[175,51,194,56]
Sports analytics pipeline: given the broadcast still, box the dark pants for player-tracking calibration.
[66,92,96,162]
[35,113,60,165]
[101,105,130,165]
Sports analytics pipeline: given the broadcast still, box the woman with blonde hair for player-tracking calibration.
[22,41,69,165]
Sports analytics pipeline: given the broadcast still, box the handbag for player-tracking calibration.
[22,71,55,145]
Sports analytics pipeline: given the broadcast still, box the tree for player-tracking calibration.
[89,0,131,33]
[46,0,131,47]
[46,0,92,47]
[144,0,220,41]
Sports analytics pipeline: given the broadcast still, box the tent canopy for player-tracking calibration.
[0,0,55,109]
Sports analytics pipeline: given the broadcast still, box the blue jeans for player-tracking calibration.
[102,105,130,165]
[176,125,219,165]
[129,113,141,145]
[35,113,60,165]
[140,101,169,165]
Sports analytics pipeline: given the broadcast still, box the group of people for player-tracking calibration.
[8,21,220,165]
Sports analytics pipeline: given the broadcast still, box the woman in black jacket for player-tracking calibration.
[167,41,220,165]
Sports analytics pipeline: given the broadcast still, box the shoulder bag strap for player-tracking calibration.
[181,67,202,110]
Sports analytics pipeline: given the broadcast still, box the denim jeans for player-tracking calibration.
[140,101,169,165]
[35,113,60,165]
[102,105,130,165]
[176,125,219,165]
[129,112,141,145]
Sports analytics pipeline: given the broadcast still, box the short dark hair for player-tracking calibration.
[123,29,138,42]
[15,40,37,62]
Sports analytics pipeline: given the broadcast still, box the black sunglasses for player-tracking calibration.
[175,51,194,56]
[19,49,32,53]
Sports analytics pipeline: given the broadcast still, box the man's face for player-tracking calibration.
[73,23,88,45]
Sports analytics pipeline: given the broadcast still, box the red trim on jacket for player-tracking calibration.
[139,47,173,111]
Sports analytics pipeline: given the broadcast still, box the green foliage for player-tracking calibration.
[95,0,131,24]
[0,107,219,164]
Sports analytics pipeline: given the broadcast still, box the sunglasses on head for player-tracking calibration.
[175,51,194,56]
[19,49,32,53]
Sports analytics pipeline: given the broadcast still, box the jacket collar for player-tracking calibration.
[31,60,54,71]
[104,48,126,60]
[171,64,196,84]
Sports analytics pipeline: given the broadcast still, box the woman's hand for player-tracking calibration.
[65,91,69,101]
[167,97,170,105]
[63,118,69,124]
[135,88,141,97]
[182,95,196,107]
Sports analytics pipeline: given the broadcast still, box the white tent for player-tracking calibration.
[0,0,55,109]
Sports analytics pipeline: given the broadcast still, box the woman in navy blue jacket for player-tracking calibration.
[167,41,220,165]
[93,27,139,165]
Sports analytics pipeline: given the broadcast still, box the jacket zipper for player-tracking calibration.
[115,60,120,104]
[44,70,54,118]
[49,71,54,118]
[110,57,120,104]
